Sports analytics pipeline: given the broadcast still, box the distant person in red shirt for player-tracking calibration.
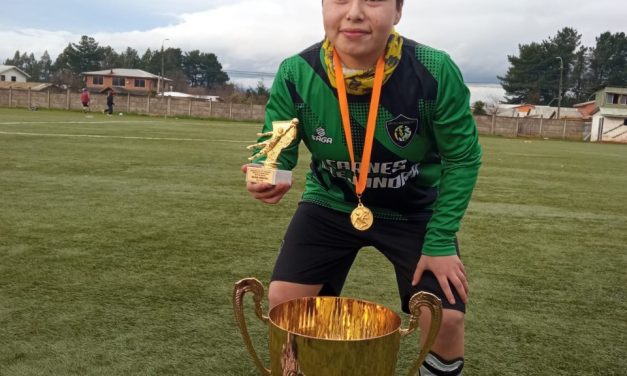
[80,88,90,112]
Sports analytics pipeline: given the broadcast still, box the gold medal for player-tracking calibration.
[334,51,384,234]
[350,202,373,231]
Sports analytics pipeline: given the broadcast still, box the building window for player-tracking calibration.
[92,76,103,85]
[134,79,145,88]
[11,76,17,82]
[0,75,4,81]
[620,95,627,105]
[606,93,620,104]
[112,77,125,87]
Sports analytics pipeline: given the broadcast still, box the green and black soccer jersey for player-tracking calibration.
[255,37,482,257]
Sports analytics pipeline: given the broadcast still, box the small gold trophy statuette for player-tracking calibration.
[246,118,298,185]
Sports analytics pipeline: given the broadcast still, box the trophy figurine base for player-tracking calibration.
[246,164,292,185]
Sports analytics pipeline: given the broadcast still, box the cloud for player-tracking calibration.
[0,1,322,73]
[0,28,74,60]
[159,0,323,71]
[1,0,626,85]
[395,0,626,82]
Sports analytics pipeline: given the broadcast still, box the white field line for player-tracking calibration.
[0,131,251,143]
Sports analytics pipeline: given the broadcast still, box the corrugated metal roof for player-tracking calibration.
[529,106,556,118]
[0,81,55,90]
[560,108,585,118]
[0,64,31,78]
[97,86,151,96]
[494,105,583,119]
[573,100,595,108]
[495,107,517,117]
[82,68,170,80]
[161,91,223,102]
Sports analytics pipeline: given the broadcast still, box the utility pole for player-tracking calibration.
[556,56,563,120]
[160,38,169,94]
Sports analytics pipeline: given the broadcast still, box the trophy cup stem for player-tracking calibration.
[400,291,443,376]
[232,278,271,376]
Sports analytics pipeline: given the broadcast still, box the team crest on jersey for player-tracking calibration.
[385,115,418,147]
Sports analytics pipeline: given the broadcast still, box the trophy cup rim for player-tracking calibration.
[268,295,403,342]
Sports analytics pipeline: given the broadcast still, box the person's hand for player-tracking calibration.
[241,164,292,204]
[412,255,468,305]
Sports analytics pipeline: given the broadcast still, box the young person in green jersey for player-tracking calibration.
[243,1,481,374]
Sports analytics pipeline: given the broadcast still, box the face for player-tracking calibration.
[323,0,402,69]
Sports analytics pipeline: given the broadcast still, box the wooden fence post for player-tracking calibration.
[167,96,171,117]
[209,100,212,118]
[126,93,130,113]
[562,119,567,140]
[47,88,51,108]
[147,96,150,114]
[491,114,496,135]
[515,114,520,137]
[28,87,32,109]
[189,99,192,117]
[66,88,70,110]
[8,87,12,108]
[229,102,233,119]
[539,115,543,138]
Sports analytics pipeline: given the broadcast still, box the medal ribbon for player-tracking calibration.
[333,49,385,201]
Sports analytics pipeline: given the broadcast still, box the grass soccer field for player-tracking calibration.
[0,108,625,375]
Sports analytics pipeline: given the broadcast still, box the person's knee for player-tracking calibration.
[425,309,465,362]
[268,281,322,309]
[439,309,464,337]
[268,284,290,309]
[422,310,465,375]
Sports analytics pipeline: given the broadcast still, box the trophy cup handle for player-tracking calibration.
[232,278,271,376]
[399,291,443,376]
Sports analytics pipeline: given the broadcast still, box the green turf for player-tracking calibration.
[1,108,625,375]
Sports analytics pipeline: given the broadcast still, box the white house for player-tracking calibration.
[590,87,627,143]
[0,65,30,82]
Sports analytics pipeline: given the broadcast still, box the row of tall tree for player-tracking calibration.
[3,35,230,94]
[499,28,627,106]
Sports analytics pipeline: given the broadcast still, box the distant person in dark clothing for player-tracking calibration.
[80,88,90,112]
[106,91,114,115]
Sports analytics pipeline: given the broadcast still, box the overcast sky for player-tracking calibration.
[1,0,625,86]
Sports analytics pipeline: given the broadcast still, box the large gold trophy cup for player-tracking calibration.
[233,278,443,376]
[246,118,299,185]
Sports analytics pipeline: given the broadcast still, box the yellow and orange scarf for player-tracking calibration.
[323,30,403,95]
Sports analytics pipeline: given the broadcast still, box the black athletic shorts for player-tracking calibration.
[271,202,465,313]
